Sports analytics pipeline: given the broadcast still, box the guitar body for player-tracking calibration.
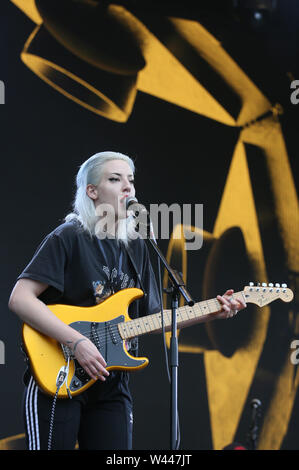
[22,282,293,398]
[22,288,149,398]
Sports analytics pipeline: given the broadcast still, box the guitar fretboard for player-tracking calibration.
[118,291,245,340]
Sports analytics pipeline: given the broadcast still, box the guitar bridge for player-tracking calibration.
[61,344,73,361]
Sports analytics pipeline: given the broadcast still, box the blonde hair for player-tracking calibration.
[65,151,137,244]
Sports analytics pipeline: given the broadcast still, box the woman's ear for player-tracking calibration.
[86,184,98,200]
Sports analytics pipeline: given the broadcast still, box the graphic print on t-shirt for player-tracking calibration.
[17,222,160,317]
[92,265,135,305]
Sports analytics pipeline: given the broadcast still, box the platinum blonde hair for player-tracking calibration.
[65,151,137,245]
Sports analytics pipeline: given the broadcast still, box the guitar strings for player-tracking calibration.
[61,323,130,356]
[71,297,224,339]
[61,320,162,359]
[61,298,221,354]
[60,294,240,356]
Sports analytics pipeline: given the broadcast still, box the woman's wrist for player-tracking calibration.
[72,338,87,353]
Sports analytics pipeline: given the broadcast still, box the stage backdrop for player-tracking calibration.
[0,1,298,450]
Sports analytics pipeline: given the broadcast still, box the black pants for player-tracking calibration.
[23,372,133,450]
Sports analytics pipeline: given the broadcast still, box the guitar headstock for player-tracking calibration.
[243,282,294,307]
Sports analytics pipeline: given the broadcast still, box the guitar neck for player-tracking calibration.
[118,291,246,340]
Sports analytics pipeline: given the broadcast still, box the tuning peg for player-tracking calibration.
[275,283,280,288]
[282,283,287,288]
[268,283,273,287]
[262,283,267,287]
[249,282,254,286]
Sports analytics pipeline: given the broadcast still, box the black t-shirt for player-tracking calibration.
[18,220,161,320]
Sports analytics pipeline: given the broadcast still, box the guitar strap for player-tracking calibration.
[122,242,148,356]
[123,242,147,301]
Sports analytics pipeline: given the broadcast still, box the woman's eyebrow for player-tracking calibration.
[110,172,134,177]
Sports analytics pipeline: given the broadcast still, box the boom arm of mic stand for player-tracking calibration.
[146,237,194,307]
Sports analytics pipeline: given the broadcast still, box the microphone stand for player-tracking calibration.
[247,399,262,450]
[145,224,194,450]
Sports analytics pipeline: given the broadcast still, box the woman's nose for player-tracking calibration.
[122,180,132,193]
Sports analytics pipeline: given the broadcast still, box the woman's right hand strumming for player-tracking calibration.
[70,337,109,381]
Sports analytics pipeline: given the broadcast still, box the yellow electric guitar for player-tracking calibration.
[22,283,293,398]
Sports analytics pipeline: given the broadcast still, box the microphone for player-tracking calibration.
[126,197,156,241]
[126,196,144,212]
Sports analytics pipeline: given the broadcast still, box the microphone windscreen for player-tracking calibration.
[126,196,138,209]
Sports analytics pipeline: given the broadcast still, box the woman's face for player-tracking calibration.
[87,159,135,221]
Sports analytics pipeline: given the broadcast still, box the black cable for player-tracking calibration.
[47,371,66,451]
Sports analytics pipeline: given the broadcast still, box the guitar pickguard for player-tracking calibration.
[67,315,146,393]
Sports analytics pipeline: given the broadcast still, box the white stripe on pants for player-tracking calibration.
[25,377,40,450]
